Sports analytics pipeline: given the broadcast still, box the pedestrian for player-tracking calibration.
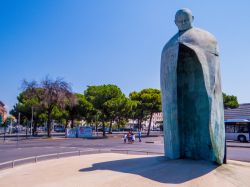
[129,130,135,143]
[138,130,142,142]
[127,130,133,143]
[123,133,127,143]
[132,134,135,143]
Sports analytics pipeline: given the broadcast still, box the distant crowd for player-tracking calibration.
[123,130,142,143]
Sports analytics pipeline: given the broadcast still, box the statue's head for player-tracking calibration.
[175,8,194,31]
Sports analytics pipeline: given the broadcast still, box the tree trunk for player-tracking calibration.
[47,121,51,137]
[65,119,69,129]
[95,123,98,133]
[47,111,52,137]
[147,112,153,136]
[138,118,141,131]
[71,118,74,128]
[33,122,37,136]
[26,121,28,138]
[108,120,113,134]
[117,117,121,130]
[102,120,106,137]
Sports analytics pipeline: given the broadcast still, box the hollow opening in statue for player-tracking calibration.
[177,44,213,160]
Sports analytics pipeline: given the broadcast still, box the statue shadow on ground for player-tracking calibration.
[79,155,219,184]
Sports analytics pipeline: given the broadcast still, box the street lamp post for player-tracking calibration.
[223,127,227,164]
[17,112,20,144]
[31,106,33,136]
[3,124,6,142]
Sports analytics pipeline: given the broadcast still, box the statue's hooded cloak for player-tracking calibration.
[161,27,225,164]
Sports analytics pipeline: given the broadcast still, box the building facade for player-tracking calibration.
[144,112,163,130]
[128,112,163,130]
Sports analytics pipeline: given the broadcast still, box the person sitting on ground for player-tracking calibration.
[127,131,132,143]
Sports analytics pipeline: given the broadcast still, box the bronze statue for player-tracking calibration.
[161,8,225,164]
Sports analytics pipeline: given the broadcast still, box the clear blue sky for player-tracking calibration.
[1,0,250,113]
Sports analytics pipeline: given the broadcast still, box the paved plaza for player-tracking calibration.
[1,153,250,187]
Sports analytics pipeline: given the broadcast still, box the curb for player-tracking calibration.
[226,145,250,149]
[0,149,163,171]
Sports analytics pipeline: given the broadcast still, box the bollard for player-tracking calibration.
[12,161,15,168]
[35,157,37,163]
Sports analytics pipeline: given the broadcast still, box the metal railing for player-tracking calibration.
[0,149,163,171]
[110,149,163,155]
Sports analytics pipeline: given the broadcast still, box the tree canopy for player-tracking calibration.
[223,93,239,109]
[21,77,73,137]
[130,88,161,135]
[84,84,124,136]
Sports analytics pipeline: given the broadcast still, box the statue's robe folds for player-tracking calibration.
[160,27,225,164]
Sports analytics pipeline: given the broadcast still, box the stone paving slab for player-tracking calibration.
[0,153,250,187]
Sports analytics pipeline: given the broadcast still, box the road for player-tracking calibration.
[0,135,163,163]
[0,135,249,163]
